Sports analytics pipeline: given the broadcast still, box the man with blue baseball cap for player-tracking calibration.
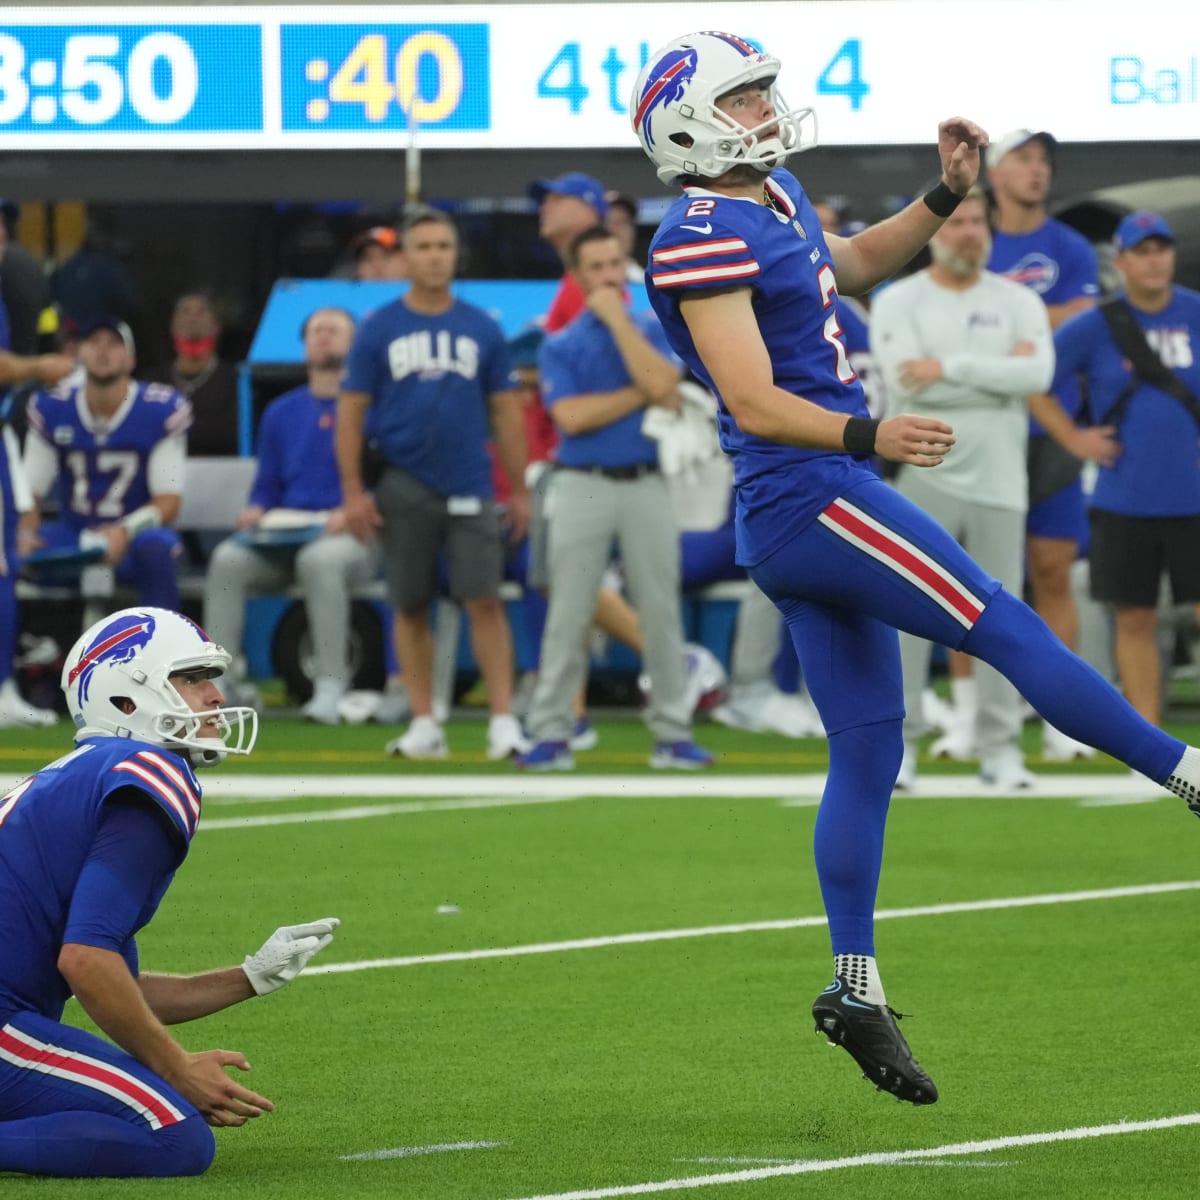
[1029,209,1200,727]
[1113,209,1175,252]
[529,172,610,333]
[986,127,1103,760]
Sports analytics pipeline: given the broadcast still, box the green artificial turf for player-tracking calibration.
[4,717,1199,1197]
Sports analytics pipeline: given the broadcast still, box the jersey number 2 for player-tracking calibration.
[817,265,857,384]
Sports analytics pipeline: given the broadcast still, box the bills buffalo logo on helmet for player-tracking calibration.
[68,612,158,700]
[633,47,699,148]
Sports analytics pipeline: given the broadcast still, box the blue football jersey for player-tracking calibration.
[0,738,200,1021]
[26,382,191,532]
[646,169,878,566]
[342,297,516,498]
[1053,287,1200,517]
[250,384,342,511]
[987,218,1100,308]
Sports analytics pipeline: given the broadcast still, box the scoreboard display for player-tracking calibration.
[0,2,1191,150]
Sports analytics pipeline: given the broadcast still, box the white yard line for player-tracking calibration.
[679,1156,1013,1169]
[1078,794,1163,807]
[200,795,578,830]
[194,772,1166,831]
[341,1140,506,1161]
[201,772,1163,803]
[305,880,1200,976]
[505,1113,1200,1199]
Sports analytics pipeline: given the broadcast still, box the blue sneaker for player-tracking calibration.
[515,740,575,771]
[570,717,599,752]
[649,740,715,770]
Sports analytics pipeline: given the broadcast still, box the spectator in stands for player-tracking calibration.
[150,292,240,457]
[517,226,712,771]
[872,186,1053,789]
[529,172,608,331]
[987,128,1101,760]
[21,318,189,610]
[336,206,530,760]
[50,217,142,331]
[204,306,378,722]
[1029,212,1200,727]
[604,190,645,284]
[352,226,406,282]
[1,348,75,727]
[0,207,52,356]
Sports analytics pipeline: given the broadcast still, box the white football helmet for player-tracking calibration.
[630,31,817,185]
[62,607,257,768]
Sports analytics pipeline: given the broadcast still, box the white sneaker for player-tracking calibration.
[979,751,1037,791]
[386,716,448,760]
[756,690,823,737]
[682,643,729,716]
[929,726,977,761]
[1042,721,1096,762]
[337,690,381,725]
[920,687,957,734]
[487,714,530,761]
[0,679,57,728]
[710,681,780,733]
[372,680,413,725]
[302,678,345,725]
[894,743,918,792]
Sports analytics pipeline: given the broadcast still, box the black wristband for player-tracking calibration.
[923,181,964,219]
[843,417,880,456]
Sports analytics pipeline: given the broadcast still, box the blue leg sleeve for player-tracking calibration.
[814,720,904,956]
[0,1110,213,1178]
[965,589,1184,783]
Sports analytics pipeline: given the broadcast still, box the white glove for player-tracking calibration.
[242,917,340,996]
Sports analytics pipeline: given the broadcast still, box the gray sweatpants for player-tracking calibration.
[527,468,691,743]
[203,532,380,685]
[893,469,1025,760]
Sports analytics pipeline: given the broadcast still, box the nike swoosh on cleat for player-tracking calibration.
[680,222,713,234]
[840,994,878,1011]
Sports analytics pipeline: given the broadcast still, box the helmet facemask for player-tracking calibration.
[697,80,816,181]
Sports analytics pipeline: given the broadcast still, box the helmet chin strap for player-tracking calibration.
[150,705,258,768]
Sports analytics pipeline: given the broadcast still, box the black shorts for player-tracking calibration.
[1088,508,1200,607]
[374,466,505,613]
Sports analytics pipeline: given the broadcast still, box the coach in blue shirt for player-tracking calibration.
[518,225,712,770]
[1030,211,1200,727]
[336,207,530,762]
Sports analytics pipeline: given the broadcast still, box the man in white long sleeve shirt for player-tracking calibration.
[871,188,1053,790]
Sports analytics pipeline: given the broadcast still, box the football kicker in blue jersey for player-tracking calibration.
[633,28,1200,1107]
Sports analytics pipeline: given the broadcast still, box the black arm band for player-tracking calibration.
[923,181,964,219]
[843,417,880,456]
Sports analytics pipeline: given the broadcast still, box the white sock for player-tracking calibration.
[1165,746,1200,810]
[834,953,887,1006]
[410,714,441,733]
[950,676,977,724]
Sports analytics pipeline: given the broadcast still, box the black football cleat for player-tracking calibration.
[812,977,938,1106]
